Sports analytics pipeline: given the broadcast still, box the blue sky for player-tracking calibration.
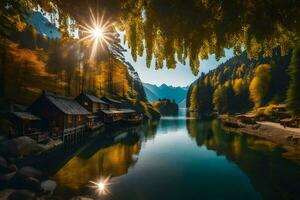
[122,43,234,87]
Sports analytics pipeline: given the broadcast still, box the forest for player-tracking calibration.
[1,1,300,200]
[0,2,163,119]
[186,48,298,116]
[153,99,178,116]
[1,0,300,117]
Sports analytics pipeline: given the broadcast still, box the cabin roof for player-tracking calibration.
[100,109,136,114]
[274,104,286,109]
[12,112,41,121]
[236,114,256,118]
[101,97,122,104]
[83,93,108,104]
[44,93,90,115]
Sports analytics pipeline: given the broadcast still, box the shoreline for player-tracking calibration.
[223,120,300,148]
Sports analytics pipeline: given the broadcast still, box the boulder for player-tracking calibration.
[18,167,43,180]
[8,173,42,194]
[0,136,45,157]
[40,180,56,193]
[7,164,18,173]
[0,156,8,173]
[0,172,16,189]
[22,177,42,194]
[0,189,14,200]
[8,190,36,200]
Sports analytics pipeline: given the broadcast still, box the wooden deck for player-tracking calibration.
[62,125,86,142]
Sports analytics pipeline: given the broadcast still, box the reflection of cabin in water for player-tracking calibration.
[29,92,90,138]
[76,92,109,113]
[101,97,122,109]
[98,109,140,123]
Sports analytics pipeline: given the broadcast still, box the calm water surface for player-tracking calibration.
[50,115,300,200]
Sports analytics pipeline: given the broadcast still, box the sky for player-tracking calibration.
[122,42,234,87]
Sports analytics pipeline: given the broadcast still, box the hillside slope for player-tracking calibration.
[187,49,291,114]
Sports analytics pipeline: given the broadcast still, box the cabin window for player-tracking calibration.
[67,115,72,123]
[84,101,88,106]
[78,115,82,122]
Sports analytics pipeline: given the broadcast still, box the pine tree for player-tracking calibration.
[286,45,300,116]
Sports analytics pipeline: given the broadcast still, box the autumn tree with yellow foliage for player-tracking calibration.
[249,64,271,108]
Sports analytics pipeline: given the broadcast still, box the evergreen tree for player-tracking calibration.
[286,45,300,116]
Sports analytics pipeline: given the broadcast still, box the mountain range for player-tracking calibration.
[143,83,188,107]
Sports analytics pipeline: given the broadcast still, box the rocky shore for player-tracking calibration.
[0,136,63,200]
[0,136,99,200]
[0,156,57,200]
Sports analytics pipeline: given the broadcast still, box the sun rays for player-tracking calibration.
[79,8,114,59]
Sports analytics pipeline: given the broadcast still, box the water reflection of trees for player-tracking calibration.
[186,119,300,200]
[156,118,186,134]
[138,120,159,140]
[54,121,160,190]
[54,142,141,190]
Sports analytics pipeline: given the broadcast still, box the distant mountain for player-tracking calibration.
[27,11,61,39]
[143,83,188,106]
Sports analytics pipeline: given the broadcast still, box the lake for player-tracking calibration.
[49,116,300,200]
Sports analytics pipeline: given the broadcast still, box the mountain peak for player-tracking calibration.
[143,82,188,106]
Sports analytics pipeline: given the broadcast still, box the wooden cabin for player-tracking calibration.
[76,92,109,113]
[273,104,287,113]
[236,114,257,124]
[75,93,108,130]
[8,112,41,135]
[101,97,122,109]
[98,109,139,123]
[280,118,300,128]
[29,92,90,139]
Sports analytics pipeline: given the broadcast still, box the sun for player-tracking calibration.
[79,8,113,59]
[89,176,112,196]
[92,27,104,40]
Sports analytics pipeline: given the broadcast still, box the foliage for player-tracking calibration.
[153,99,178,116]
[187,49,291,114]
[249,64,271,108]
[1,0,300,74]
[286,44,300,116]
[0,26,146,105]
[135,101,160,119]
